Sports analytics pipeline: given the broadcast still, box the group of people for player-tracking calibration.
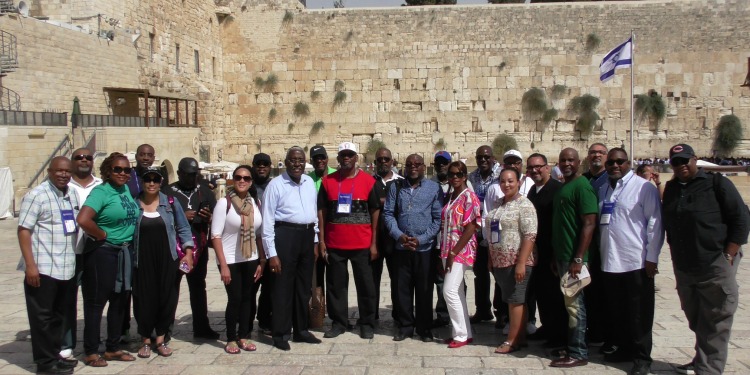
[18,140,748,375]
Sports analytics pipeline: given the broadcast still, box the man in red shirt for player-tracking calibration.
[318,142,380,340]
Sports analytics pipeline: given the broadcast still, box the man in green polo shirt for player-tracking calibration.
[308,145,337,192]
[549,147,598,369]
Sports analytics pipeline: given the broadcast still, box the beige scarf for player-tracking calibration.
[228,187,256,259]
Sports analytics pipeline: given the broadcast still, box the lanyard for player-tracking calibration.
[337,170,359,196]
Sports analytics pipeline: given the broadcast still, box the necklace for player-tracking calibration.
[173,185,198,209]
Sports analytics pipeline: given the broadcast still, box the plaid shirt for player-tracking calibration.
[17,180,80,280]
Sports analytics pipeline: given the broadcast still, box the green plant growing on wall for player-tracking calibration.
[345,30,354,41]
[443,66,451,72]
[334,80,345,92]
[311,91,320,101]
[542,108,559,123]
[333,91,347,107]
[714,114,743,157]
[521,87,548,119]
[311,121,325,134]
[585,33,601,52]
[287,123,295,132]
[268,108,277,121]
[497,62,507,71]
[634,90,666,128]
[366,139,386,160]
[434,138,446,150]
[569,94,601,135]
[283,10,294,24]
[491,134,518,157]
[550,84,568,100]
[293,102,310,118]
[255,73,278,92]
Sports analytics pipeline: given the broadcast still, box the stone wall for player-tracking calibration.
[221,0,750,164]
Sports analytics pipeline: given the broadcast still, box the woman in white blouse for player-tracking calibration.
[211,165,265,354]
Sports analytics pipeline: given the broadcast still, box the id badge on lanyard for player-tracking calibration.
[490,220,502,244]
[600,201,615,225]
[61,209,77,234]
[337,193,353,214]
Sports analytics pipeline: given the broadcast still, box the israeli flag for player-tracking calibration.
[599,37,633,82]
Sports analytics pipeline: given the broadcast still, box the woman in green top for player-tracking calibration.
[77,152,140,367]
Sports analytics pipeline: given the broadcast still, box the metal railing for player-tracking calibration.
[74,114,172,127]
[0,110,67,126]
[0,29,17,72]
[0,0,17,14]
[0,86,19,110]
[27,134,73,188]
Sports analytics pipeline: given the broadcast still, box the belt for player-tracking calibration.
[276,221,315,229]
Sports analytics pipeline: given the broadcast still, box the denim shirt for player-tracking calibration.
[383,177,442,252]
[133,192,194,267]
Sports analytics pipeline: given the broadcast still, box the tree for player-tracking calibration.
[404,0,456,5]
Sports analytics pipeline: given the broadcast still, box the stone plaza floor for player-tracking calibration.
[0,217,749,374]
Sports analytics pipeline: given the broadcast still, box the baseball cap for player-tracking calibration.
[434,151,452,162]
[178,158,199,174]
[338,142,358,154]
[142,166,163,178]
[503,149,523,161]
[560,268,592,298]
[669,144,695,160]
[252,153,272,165]
[310,145,327,159]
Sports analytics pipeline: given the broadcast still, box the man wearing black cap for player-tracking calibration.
[163,157,219,339]
[250,152,275,335]
[663,143,749,375]
[430,151,453,328]
[251,153,273,199]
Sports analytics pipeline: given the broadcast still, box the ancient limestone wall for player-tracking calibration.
[221,0,750,164]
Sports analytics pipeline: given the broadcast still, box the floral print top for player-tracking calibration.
[484,195,538,268]
[439,189,482,266]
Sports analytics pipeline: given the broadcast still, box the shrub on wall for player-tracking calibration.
[521,87,548,119]
[569,94,600,135]
[366,139,386,160]
[585,33,601,52]
[311,121,324,134]
[294,102,310,118]
[550,84,568,100]
[714,114,743,156]
[333,91,347,107]
[255,73,278,92]
[268,108,277,121]
[492,134,518,157]
[634,90,666,127]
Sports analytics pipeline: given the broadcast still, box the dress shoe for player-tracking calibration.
[418,334,434,343]
[392,332,412,341]
[469,312,494,324]
[675,362,695,375]
[272,339,291,351]
[293,332,322,344]
[193,328,220,340]
[36,363,73,374]
[550,356,588,368]
[56,358,78,369]
[360,325,374,339]
[629,363,651,375]
[600,342,618,355]
[432,318,450,328]
[324,326,346,338]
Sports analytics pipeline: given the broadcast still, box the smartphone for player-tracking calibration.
[179,261,190,274]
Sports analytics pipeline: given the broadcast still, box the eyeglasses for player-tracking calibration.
[286,158,305,165]
[143,176,162,183]
[405,163,424,169]
[605,159,629,167]
[376,157,392,163]
[254,161,271,167]
[588,149,607,155]
[670,157,690,166]
[504,160,522,167]
[526,164,546,171]
[447,171,465,179]
[73,154,93,161]
[112,166,132,174]
[233,175,252,182]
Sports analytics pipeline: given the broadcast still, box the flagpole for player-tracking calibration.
[630,30,635,162]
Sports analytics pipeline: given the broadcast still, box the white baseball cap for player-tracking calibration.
[338,142,358,154]
[503,149,523,161]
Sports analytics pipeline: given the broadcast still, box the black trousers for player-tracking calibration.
[371,251,398,321]
[532,258,568,342]
[61,254,83,351]
[326,248,376,329]
[177,248,212,332]
[473,244,505,320]
[251,261,274,330]
[603,269,655,365]
[82,246,129,355]
[223,260,258,341]
[25,274,75,368]
[271,224,315,341]
[432,247,450,322]
[394,250,433,336]
[585,256,609,343]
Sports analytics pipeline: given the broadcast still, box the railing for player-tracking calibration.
[0,29,17,72]
[0,110,67,126]
[27,134,73,188]
[0,86,19,110]
[74,114,173,127]
[0,0,17,14]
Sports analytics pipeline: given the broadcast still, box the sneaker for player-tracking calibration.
[675,362,695,374]
[600,343,618,355]
[526,322,537,335]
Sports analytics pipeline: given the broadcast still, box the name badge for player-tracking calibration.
[337,193,353,214]
[490,220,502,244]
[61,209,77,234]
[600,202,615,225]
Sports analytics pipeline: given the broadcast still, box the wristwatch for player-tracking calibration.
[573,257,583,264]
[724,253,733,262]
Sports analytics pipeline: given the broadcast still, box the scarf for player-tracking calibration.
[228,187,256,259]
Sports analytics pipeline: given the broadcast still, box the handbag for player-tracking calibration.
[169,196,201,271]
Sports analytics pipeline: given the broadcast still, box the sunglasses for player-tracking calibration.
[339,152,357,159]
[112,166,132,174]
[605,159,629,167]
[405,163,424,169]
[254,161,271,167]
[670,157,690,166]
[73,154,93,161]
[143,175,162,183]
[234,175,252,182]
[448,172,465,179]
[376,157,392,163]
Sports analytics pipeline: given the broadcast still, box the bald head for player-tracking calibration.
[558,148,581,181]
[48,156,72,190]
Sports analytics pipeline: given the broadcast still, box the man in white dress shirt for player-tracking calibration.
[597,148,663,375]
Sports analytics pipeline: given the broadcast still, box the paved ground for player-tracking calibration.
[0,218,749,374]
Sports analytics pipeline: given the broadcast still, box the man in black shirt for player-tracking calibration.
[663,144,749,375]
[250,152,274,335]
[163,157,219,339]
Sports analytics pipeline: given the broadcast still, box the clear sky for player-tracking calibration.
[305,0,488,9]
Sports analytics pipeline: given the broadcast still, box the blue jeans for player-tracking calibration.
[557,262,588,360]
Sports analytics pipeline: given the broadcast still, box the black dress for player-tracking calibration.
[133,212,179,338]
